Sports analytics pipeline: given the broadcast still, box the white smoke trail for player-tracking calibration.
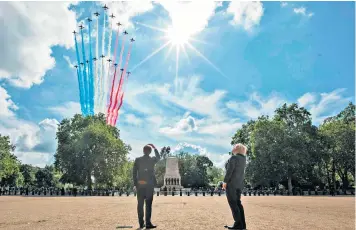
[94,15,100,114]
[99,11,107,113]
[103,15,114,116]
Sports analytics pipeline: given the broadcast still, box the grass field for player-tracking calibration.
[0,196,354,229]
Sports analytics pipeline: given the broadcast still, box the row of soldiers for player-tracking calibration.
[1,187,354,197]
[0,187,133,197]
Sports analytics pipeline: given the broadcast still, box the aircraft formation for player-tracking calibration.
[72,4,135,126]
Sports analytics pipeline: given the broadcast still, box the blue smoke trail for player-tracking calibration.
[80,28,89,115]
[74,34,85,115]
[88,20,94,115]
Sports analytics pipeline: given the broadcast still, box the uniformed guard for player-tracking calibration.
[133,144,160,229]
[222,143,247,230]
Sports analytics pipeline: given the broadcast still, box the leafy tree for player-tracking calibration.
[207,166,224,185]
[55,114,130,189]
[35,165,57,188]
[320,102,355,190]
[20,164,39,186]
[113,160,134,190]
[0,135,22,186]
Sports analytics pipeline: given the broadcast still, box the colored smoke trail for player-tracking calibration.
[80,28,88,115]
[107,33,127,124]
[94,16,100,114]
[103,15,114,113]
[74,34,85,115]
[111,42,133,125]
[99,10,107,113]
[112,71,131,126]
[88,19,94,115]
[106,28,121,123]
[109,69,124,125]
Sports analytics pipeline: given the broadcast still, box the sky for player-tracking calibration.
[0,1,354,168]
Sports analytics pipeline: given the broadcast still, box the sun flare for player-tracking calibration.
[166,26,190,46]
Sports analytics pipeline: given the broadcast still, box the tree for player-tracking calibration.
[113,160,134,190]
[55,114,130,189]
[207,166,224,185]
[320,103,355,190]
[0,135,22,186]
[35,165,57,188]
[20,164,39,186]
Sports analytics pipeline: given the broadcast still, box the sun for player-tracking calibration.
[166,26,190,46]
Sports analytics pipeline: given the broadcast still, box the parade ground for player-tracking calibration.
[0,196,354,230]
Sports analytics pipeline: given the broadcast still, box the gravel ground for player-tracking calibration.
[0,196,354,230]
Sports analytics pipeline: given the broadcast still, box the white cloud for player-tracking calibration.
[159,1,219,37]
[0,2,78,88]
[171,142,230,168]
[226,1,264,31]
[49,101,81,118]
[124,113,143,126]
[226,92,287,120]
[125,75,227,119]
[306,89,351,124]
[0,86,18,117]
[281,2,288,7]
[160,112,197,135]
[102,1,155,29]
[293,6,314,17]
[298,92,316,107]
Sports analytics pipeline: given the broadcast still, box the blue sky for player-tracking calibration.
[0,1,354,168]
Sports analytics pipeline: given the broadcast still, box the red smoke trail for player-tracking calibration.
[110,42,133,126]
[106,28,121,124]
[109,70,124,125]
[112,72,131,125]
[107,34,127,124]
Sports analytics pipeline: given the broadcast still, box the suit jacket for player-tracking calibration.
[133,149,160,187]
[224,154,246,190]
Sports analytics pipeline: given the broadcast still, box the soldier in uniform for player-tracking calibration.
[223,143,247,230]
[133,144,160,229]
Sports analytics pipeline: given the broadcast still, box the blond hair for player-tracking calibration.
[232,143,247,155]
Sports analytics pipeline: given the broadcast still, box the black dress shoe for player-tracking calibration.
[145,223,157,229]
[139,224,145,229]
[224,225,243,229]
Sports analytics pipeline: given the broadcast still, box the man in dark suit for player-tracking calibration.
[223,144,247,230]
[133,144,160,229]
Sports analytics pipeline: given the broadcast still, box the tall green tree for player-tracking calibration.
[20,164,39,186]
[320,102,355,190]
[55,114,130,189]
[0,135,22,186]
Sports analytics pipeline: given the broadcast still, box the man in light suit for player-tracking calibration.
[223,144,248,230]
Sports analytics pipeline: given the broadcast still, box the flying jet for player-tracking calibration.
[107,59,112,62]
[86,60,89,64]
[130,38,135,42]
[127,71,131,75]
[117,22,122,26]
[109,13,115,19]
[87,18,92,22]
[123,30,128,35]
[114,63,118,67]
[103,4,109,10]
[74,65,78,68]
[80,62,84,66]
[120,68,124,71]
[100,55,105,59]
[94,12,100,17]
[93,57,97,61]
[79,24,84,30]
[72,30,77,35]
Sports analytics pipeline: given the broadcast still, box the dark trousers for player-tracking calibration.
[226,186,246,229]
[137,185,154,226]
